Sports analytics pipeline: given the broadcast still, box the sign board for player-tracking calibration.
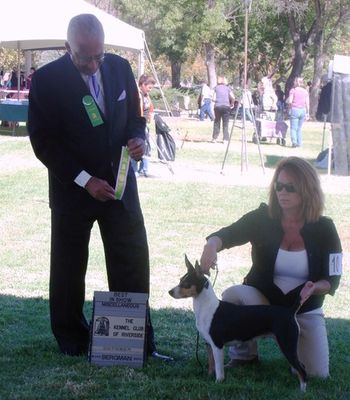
[332,55,350,75]
[89,291,148,368]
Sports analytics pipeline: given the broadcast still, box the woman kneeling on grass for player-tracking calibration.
[200,156,342,378]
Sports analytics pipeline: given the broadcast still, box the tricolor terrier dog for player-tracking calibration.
[168,256,307,391]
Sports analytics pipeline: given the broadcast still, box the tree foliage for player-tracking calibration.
[0,49,22,73]
[114,0,349,100]
[266,0,350,115]
[115,0,206,86]
[220,4,291,86]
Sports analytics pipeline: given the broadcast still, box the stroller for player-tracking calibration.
[154,114,176,162]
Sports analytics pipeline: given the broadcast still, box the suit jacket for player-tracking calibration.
[28,53,146,215]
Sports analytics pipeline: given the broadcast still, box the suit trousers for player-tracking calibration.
[222,284,329,378]
[50,200,151,355]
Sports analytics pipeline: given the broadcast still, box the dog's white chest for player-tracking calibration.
[193,288,219,337]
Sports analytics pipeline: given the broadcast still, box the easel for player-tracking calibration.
[221,0,265,175]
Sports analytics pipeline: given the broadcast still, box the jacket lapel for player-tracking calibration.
[63,53,90,97]
[100,61,114,120]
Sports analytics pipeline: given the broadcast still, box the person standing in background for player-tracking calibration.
[131,74,155,177]
[261,76,277,120]
[26,67,36,91]
[212,76,235,143]
[275,84,285,121]
[9,69,18,90]
[199,81,214,121]
[241,88,255,122]
[287,77,310,148]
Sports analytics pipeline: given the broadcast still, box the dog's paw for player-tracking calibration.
[215,375,225,383]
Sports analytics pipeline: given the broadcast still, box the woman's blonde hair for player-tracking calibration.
[217,76,227,85]
[268,157,324,222]
[294,77,305,88]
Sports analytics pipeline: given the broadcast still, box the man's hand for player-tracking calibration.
[85,177,115,202]
[128,137,145,161]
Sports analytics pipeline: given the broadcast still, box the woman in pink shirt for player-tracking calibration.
[287,77,310,147]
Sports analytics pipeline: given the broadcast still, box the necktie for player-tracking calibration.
[89,74,105,114]
[89,74,100,102]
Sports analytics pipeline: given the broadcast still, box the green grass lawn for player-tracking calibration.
[0,120,349,400]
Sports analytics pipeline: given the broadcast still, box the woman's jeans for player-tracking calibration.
[290,107,306,146]
[199,99,214,121]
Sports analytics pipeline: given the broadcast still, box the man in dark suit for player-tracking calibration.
[28,13,168,359]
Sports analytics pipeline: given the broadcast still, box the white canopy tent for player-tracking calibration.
[0,0,146,98]
[0,0,171,117]
[0,0,145,52]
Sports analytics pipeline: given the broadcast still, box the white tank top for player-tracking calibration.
[274,249,323,315]
[273,248,308,294]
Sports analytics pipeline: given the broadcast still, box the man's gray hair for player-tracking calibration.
[67,14,104,44]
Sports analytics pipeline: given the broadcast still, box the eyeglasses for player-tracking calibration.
[274,182,297,193]
[72,52,105,65]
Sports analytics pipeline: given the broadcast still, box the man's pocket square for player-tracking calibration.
[117,90,126,101]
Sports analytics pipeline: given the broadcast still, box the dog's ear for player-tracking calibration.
[185,254,195,273]
[194,260,204,276]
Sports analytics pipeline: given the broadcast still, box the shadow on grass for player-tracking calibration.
[1,294,349,358]
[265,154,320,169]
[1,294,350,399]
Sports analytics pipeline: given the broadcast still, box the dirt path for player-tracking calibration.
[1,135,349,195]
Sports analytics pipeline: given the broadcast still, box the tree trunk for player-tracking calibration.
[310,0,331,120]
[204,43,217,88]
[310,32,325,120]
[205,0,217,88]
[285,10,317,97]
[171,60,182,88]
[285,41,305,97]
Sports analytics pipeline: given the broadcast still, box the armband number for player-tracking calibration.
[329,253,342,276]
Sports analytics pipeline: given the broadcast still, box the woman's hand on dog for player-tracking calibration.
[300,279,331,304]
[200,236,222,275]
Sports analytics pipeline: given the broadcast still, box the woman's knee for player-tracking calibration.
[222,285,244,303]
[297,313,329,378]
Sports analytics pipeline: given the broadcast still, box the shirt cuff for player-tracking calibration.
[74,170,92,188]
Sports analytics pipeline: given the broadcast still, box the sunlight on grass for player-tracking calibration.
[1,122,350,400]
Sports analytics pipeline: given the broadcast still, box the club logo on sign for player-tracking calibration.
[95,317,110,336]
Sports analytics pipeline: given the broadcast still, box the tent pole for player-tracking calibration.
[17,41,21,100]
[138,49,145,77]
[143,38,172,116]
